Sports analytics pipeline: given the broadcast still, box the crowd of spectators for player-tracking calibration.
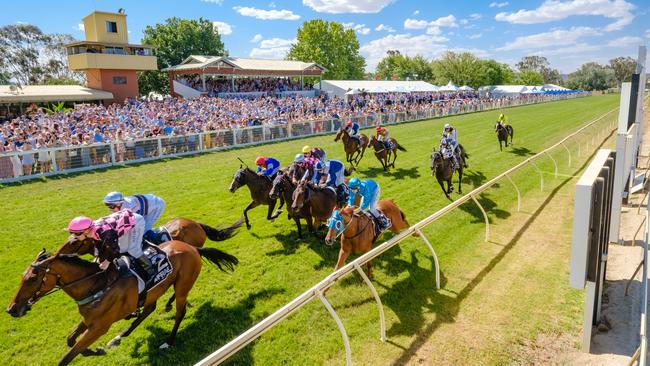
[177,76,313,95]
[0,85,563,179]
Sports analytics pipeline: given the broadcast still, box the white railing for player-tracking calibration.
[194,107,619,366]
[0,93,589,184]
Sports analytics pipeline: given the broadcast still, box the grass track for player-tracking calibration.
[0,94,618,365]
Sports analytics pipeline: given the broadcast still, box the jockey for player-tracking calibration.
[375,126,392,150]
[343,120,361,143]
[442,123,458,143]
[347,177,391,231]
[440,136,460,170]
[255,156,280,179]
[496,112,508,131]
[313,159,348,206]
[302,145,326,168]
[67,211,156,278]
[103,192,166,241]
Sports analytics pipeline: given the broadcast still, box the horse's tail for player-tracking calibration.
[395,143,407,152]
[197,247,239,273]
[200,217,244,242]
[344,165,355,176]
[458,143,469,160]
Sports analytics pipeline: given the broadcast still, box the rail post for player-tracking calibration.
[530,160,544,191]
[414,228,441,289]
[353,262,386,342]
[545,151,558,178]
[505,173,521,212]
[470,195,490,242]
[316,290,352,366]
[561,142,572,167]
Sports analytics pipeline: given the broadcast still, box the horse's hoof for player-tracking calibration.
[107,336,122,348]
[246,224,251,230]
[164,304,173,312]
[95,348,106,356]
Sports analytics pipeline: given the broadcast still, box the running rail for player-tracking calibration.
[195,107,619,366]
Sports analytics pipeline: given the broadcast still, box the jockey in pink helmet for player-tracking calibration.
[67,210,155,278]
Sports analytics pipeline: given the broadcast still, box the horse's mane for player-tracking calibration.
[341,206,357,216]
[55,254,101,270]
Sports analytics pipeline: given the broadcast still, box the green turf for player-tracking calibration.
[0,94,619,365]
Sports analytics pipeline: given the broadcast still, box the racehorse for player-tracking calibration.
[324,200,412,278]
[291,180,338,233]
[368,136,407,171]
[229,165,284,230]
[7,244,238,366]
[496,123,514,151]
[431,149,464,199]
[334,127,368,166]
[287,161,309,184]
[269,170,314,238]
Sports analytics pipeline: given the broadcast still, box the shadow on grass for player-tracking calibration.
[461,170,488,189]
[508,147,536,157]
[387,128,615,365]
[458,193,511,224]
[130,288,285,366]
[361,166,421,180]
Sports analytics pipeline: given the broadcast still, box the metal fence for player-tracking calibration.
[194,107,618,366]
[0,93,589,184]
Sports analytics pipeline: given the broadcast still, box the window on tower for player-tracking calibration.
[106,21,117,33]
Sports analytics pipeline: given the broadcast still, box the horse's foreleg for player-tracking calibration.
[391,150,397,168]
[107,303,157,348]
[267,200,280,220]
[294,217,303,239]
[438,179,450,199]
[276,195,285,212]
[243,201,259,230]
[165,293,176,312]
[162,294,188,349]
[458,170,463,194]
[335,247,351,271]
[59,326,109,366]
[66,321,87,348]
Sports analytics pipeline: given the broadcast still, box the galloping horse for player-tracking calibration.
[334,127,368,166]
[324,200,412,278]
[291,180,338,233]
[431,149,464,199]
[7,244,238,366]
[368,135,407,171]
[269,170,314,238]
[229,165,284,229]
[496,123,514,151]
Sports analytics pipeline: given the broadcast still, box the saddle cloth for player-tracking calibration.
[116,243,173,307]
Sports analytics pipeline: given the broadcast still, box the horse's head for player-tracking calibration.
[325,209,346,246]
[269,171,287,200]
[229,165,248,193]
[334,128,343,142]
[292,181,310,211]
[431,150,442,175]
[6,249,56,317]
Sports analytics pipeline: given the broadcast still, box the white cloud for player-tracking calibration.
[534,43,601,56]
[426,26,442,35]
[645,29,650,38]
[233,6,300,20]
[302,0,393,14]
[77,23,84,31]
[375,24,396,32]
[495,0,635,32]
[404,15,457,30]
[489,2,509,8]
[470,13,482,20]
[201,0,224,4]
[460,19,469,25]
[250,34,263,43]
[212,21,233,35]
[497,26,600,51]
[260,37,296,48]
[250,37,295,59]
[607,36,642,47]
[343,22,371,35]
[360,33,449,71]
[469,33,482,39]
[413,10,420,15]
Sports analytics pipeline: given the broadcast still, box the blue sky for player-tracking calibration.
[2,0,649,73]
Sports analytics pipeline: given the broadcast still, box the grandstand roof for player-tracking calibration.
[0,85,114,104]
[162,56,326,76]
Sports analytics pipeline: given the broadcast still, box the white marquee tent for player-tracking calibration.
[316,80,439,98]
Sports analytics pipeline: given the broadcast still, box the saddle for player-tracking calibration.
[115,243,173,307]
[143,227,172,245]
[351,135,362,145]
[357,210,391,242]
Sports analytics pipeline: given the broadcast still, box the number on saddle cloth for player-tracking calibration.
[116,244,174,307]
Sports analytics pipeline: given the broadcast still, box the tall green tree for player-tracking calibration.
[138,17,227,95]
[479,60,515,85]
[287,19,365,80]
[608,56,636,87]
[375,52,433,81]
[516,55,562,84]
[565,62,615,91]
[431,51,484,88]
[515,70,544,85]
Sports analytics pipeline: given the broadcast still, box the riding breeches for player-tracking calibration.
[118,214,145,258]
[362,187,381,216]
[144,200,166,231]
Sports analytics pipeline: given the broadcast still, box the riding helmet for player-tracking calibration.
[348,177,361,189]
[255,156,266,165]
[302,145,312,153]
[67,216,93,233]
[103,191,124,204]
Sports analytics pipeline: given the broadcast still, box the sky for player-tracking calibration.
[2,0,649,74]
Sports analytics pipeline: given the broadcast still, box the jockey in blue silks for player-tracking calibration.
[347,177,390,231]
[343,120,361,143]
[312,159,348,206]
[255,156,280,178]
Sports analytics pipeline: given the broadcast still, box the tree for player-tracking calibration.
[515,70,544,85]
[375,53,433,81]
[431,51,484,88]
[0,24,82,85]
[516,55,562,84]
[287,19,365,80]
[138,17,227,95]
[479,60,515,85]
[565,62,615,91]
[609,56,636,87]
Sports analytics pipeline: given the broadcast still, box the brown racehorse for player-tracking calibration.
[368,135,407,171]
[324,200,412,278]
[334,127,368,166]
[229,166,284,230]
[6,243,238,366]
[291,180,337,233]
[496,122,514,151]
[269,170,314,238]
[431,149,463,199]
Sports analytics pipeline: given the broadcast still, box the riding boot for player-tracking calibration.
[136,255,156,282]
[379,213,392,231]
[452,156,460,170]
